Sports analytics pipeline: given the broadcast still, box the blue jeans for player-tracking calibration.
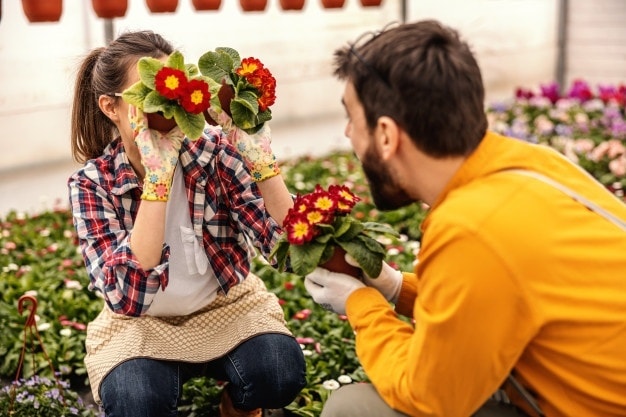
[99,333,306,417]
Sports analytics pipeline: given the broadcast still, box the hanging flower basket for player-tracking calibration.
[146,0,178,13]
[320,0,345,9]
[191,0,221,11]
[359,0,383,6]
[21,0,62,22]
[92,0,128,18]
[279,0,306,11]
[239,0,267,12]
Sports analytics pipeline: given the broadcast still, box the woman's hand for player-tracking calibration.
[129,106,185,201]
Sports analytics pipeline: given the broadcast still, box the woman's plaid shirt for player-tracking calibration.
[68,128,282,317]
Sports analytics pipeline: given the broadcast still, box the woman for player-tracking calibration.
[69,30,305,417]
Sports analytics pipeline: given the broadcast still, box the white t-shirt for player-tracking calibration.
[148,165,220,316]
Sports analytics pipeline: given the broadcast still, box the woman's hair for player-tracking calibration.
[70,30,175,163]
[333,20,488,157]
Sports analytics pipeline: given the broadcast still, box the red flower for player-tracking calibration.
[155,67,187,100]
[237,57,277,112]
[180,79,211,114]
[285,213,316,244]
[237,57,264,77]
[329,184,360,214]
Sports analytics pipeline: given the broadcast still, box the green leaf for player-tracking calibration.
[290,242,328,276]
[339,238,385,278]
[173,108,206,140]
[230,100,257,130]
[334,218,364,241]
[137,56,164,90]
[198,48,240,85]
[362,221,399,237]
[186,63,200,78]
[165,50,186,71]
[142,90,172,114]
[269,239,290,271]
[121,81,152,108]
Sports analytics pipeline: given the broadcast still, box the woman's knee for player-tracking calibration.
[321,384,408,417]
[100,358,180,417]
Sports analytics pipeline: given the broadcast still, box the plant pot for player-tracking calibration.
[320,0,344,9]
[21,0,62,22]
[191,0,221,11]
[146,0,178,13]
[279,0,305,10]
[320,246,361,278]
[146,112,177,133]
[239,0,267,12]
[204,81,234,125]
[92,0,127,18]
[359,0,382,6]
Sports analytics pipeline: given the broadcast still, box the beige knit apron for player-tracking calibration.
[85,273,291,404]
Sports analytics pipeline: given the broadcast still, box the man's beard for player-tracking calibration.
[361,143,414,211]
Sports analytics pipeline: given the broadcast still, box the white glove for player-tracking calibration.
[345,254,402,304]
[304,267,365,315]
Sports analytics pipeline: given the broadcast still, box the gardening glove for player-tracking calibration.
[130,105,185,201]
[345,254,403,304]
[304,267,365,315]
[207,108,280,182]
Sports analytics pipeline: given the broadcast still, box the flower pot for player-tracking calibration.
[146,0,178,13]
[191,0,221,11]
[146,112,178,133]
[204,82,234,125]
[320,0,344,9]
[279,0,305,10]
[92,0,127,18]
[321,247,361,278]
[21,0,62,22]
[359,0,382,6]
[239,0,267,12]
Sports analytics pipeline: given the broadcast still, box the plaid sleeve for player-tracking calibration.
[68,167,169,317]
[216,145,283,261]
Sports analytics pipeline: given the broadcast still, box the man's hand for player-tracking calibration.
[304,267,365,315]
[345,254,403,303]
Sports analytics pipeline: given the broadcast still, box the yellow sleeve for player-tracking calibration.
[345,226,540,417]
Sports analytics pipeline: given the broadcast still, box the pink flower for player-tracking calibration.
[609,155,626,177]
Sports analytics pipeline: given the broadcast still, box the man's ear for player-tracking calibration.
[375,116,400,160]
[98,94,121,123]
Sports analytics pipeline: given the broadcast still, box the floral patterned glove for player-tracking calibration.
[129,106,185,201]
[207,108,280,182]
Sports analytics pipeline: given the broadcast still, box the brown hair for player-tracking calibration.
[333,20,487,157]
[70,30,175,163]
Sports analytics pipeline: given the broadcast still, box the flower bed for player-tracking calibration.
[0,79,623,416]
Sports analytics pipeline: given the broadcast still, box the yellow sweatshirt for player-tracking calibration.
[346,131,626,417]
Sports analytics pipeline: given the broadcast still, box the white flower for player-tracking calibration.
[387,247,400,256]
[37,323,51,331]
[60,328,72,337]
[64,280,83,290]
[25,290,38,297]
[322,379,340,390]
[302,349,313,357]
[337,375,352,384]
[39,229,51,237]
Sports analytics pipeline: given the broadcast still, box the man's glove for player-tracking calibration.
[130,106,185,201]
[304,267,365,315]
[207,108,280,182]
[345,254,403,304]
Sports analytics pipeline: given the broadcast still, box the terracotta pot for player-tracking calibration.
[320,0,344,8]
[320,247,361,278]
[191,0,221,11]
[279,0,305,10]
[239,0,267,12]
[21,0,62,22]
[204,81,234,125]
[359,0,382,6]
[146,0,178,13]
[146,112,177,133]
[92,0,127,18]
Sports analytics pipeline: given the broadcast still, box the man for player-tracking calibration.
[304,20,626,417]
